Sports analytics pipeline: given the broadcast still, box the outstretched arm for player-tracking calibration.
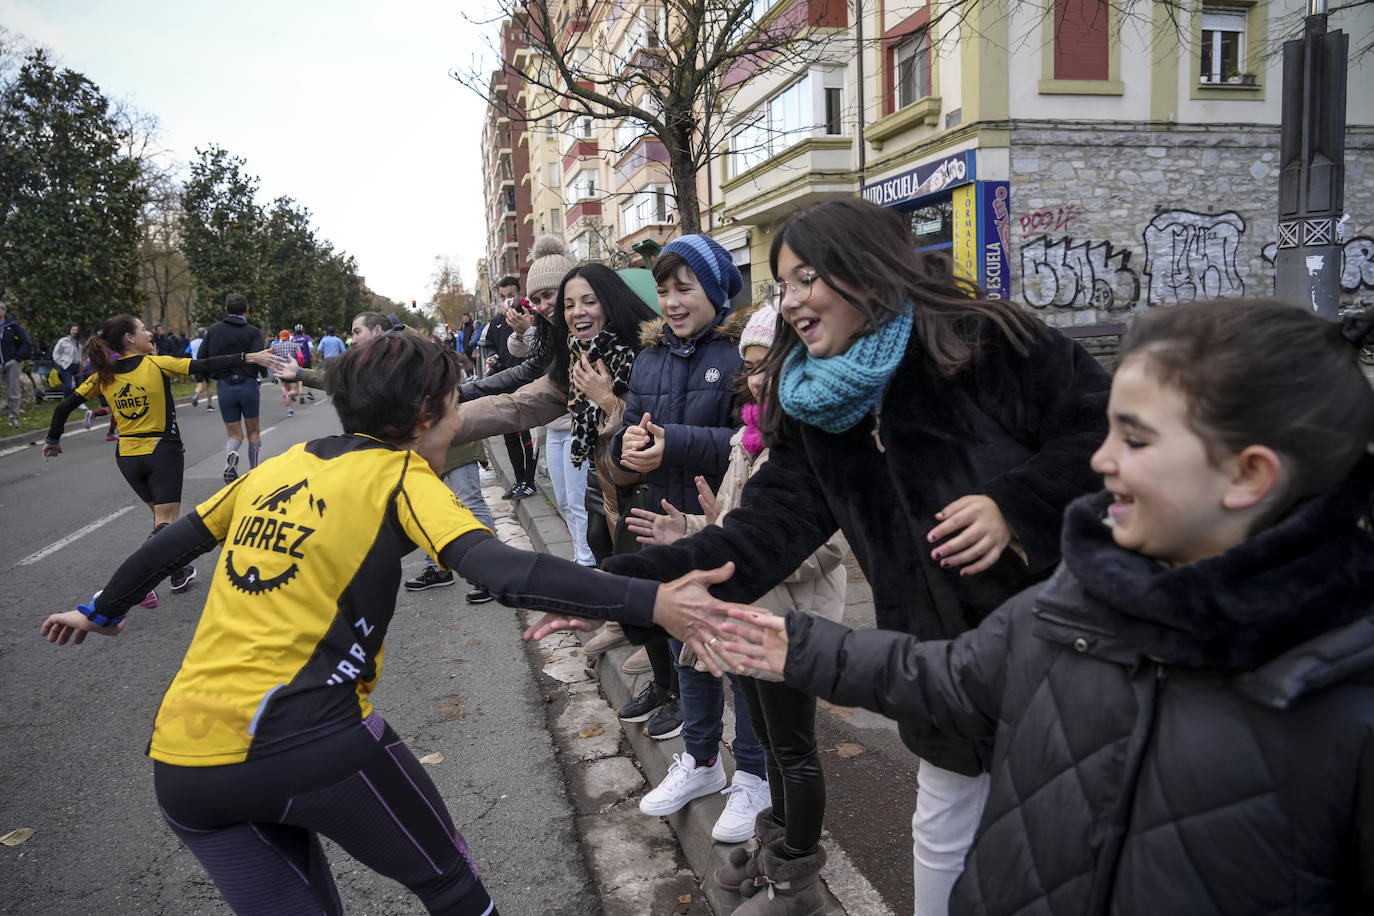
[454,374,570,443]
[39,515,220,641]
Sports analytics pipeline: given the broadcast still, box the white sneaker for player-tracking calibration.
[639,752,727,816]
[711,770,771,843]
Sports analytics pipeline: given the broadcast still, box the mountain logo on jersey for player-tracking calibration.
[225,478,320,594]
[113,380,151,421]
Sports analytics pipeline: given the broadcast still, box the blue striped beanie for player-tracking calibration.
[661,234,743,308]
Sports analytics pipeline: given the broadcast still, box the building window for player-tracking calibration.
[1053,0,1109,81]
[620,184,673,234]
[824,87,843,135]
[547,163,560,187]
[551,207,564,232]
[749,0,773,21]
[571,170,597,201]
[578,116,594,139]
[895,33,930,108]
[1200,6,1248,83]
[572,230,602,261]
[616,118,644,153]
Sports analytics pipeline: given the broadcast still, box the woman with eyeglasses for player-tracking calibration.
[587,197,1112,915]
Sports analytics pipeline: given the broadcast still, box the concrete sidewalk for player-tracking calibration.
[487,438,911,916]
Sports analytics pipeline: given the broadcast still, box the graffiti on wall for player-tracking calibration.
[1020,237,1140,310]
[1020,210,1248,311]
[1019,205,1078,237]
[1142,210,1247,304]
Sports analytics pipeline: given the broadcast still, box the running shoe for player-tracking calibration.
[223,451,240,482]
[206,402,215,411]
[510,482,536,500]
[191,393,198,407]
[105,432,117,441]
[644,693,684,740]
[465,586,493,604]
[305,391,315,402]
[139,590,159,609]
[287,408,294,416]
[404,566,454,591]
[81,409,93,430]
[170,566,196,594]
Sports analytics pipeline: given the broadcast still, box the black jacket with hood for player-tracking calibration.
[781,461,1374,915]
[604,318,1109,774]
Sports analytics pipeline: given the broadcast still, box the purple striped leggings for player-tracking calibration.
[154,713,496,916]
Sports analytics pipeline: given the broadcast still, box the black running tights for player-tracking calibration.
[154,714,496,916]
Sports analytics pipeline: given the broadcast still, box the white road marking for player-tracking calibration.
[0,444,29,458]
[18,506,137,566]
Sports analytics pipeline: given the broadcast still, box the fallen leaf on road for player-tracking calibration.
[678,893,693,904]
[818,700,853,717]
[835,742,865,758]
[438,698,469,720]
[467,638,481,646]
[418,753,444,766]
[1,828,34,846]
[578,724,605,739]
[545,655,561,664]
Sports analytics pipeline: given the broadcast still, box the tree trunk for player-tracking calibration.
[666,126,703,235]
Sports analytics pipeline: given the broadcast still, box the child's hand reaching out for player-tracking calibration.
[928,494,1022,576]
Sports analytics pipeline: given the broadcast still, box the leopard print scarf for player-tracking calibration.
[567,329,637,469]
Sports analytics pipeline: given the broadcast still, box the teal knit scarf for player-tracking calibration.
[777,303,914,434]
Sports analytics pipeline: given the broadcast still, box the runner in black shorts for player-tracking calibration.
[40,333,748,916]
[45,314,281,604]
[202,293,270,482]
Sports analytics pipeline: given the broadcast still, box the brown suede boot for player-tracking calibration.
[713,807,785,897]
[734,843,828,916]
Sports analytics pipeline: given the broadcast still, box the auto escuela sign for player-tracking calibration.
[861,151,976,207]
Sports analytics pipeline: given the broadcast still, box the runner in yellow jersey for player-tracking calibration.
[41,332,749,916]
[45,314,282,604]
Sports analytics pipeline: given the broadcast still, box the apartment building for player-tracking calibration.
[480,19,535,303]
[717,0,1374,324]
[480,1,1373,323]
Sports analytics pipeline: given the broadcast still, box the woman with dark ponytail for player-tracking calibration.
[44,314,280,605]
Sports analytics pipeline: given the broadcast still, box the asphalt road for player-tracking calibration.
[0,392,599,915]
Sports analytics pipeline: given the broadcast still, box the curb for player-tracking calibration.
[485,438,847,916]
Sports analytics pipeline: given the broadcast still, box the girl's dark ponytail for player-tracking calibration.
[1340,308,1374,350]
[86,315,139,387]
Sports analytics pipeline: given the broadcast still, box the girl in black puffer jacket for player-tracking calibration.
[726,298,1374,915]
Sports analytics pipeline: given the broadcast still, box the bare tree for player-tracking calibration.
[430,255,476,328]
[454,0,853,234]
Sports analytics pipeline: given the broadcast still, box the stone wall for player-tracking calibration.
[1007,122,1374,328]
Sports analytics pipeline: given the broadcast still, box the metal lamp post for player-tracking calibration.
[1274,0,1348,318]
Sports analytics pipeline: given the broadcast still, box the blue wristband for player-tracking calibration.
[78,591,125,628]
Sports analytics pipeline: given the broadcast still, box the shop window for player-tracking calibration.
[1200,6,1248,83]
[908,199,953,252]
[895,33,930,109]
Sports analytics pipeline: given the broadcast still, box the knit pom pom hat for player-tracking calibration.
[661,234,743,308]
[525,235,576,296]
[738,306,778,356]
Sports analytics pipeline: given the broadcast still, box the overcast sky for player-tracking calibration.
[1,0,505,305]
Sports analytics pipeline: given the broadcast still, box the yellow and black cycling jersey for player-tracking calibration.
[149,435,489,766]
[49,352,251,456]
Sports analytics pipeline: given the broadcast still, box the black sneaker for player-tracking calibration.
[223,451,240,483]
[404,566,455,591]
[644,693,683,740]
[306,391,315,401]
[618,682,670,723]
[170,566,196,593]
[500,484,518,500]
[465,586,493,604]
[510,482,536,500]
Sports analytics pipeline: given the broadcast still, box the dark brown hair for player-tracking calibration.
[327,333,462,443]
[224,293,248,314]
[758,197,1045,440]
[1121,298,1374,520]
[86,315,140,386]
[548,264,658,388]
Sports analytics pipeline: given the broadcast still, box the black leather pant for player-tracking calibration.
[736,672,825,853]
